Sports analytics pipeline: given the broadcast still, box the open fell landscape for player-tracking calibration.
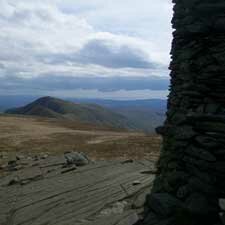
[1,0,225,225]
[0,113,161,161]
[1,96,162,161]
[0,98,162,225]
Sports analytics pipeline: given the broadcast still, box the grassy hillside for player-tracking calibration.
[5,96,136,130]
[0,114,161,160]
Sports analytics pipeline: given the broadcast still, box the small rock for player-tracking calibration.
[7,160,17,171]
[20,180,30,185]
[33,155,39,161]
[8,177,20,186]
[64,152,89,166]
[8,160,17,166]
[220,212,225,225]
[177,185,189,199]
[40,153,49,159]
[133,180,141,186]
[121,159,134,164]
[16,155,21,160]
[219,199,225,211]
[100,201,128,216]
[185,192,217,214]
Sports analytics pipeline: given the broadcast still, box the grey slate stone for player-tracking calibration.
[147,193,183,218]
[219,199,225,211]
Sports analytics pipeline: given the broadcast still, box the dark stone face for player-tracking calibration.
[136,1,225,224]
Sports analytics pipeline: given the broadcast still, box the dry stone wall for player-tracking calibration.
[137,0,225,224]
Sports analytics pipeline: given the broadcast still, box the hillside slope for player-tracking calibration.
[5,96,136,130]
[71,99,166,133]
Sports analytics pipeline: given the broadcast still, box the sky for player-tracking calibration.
[0,0,173,100]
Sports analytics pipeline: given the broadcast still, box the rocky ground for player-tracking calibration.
[0,114,161,225]
[0,152,157,225]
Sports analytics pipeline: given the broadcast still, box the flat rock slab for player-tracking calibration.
[0,156,155,225]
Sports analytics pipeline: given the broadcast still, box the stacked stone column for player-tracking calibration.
[137,0,225,224]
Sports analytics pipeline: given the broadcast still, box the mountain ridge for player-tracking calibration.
[5,96,136,130]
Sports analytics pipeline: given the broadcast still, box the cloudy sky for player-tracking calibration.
[0,0,173,100]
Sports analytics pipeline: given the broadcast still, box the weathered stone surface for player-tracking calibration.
[0,155,155,225]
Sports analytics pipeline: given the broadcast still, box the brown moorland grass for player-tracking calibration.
[0,114,161,161]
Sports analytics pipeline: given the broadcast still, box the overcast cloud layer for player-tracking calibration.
[0,0,173,99]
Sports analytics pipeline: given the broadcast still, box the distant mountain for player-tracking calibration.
[69,98,167,133]
[2,96,167,132]
[5,96,136,130]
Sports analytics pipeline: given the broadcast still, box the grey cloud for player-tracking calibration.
[0,0,171,99]
[43,39,159,69]
[76,39,155,69]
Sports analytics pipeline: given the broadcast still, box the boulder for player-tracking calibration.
[147,193,183,218]
[64,152,89,166]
